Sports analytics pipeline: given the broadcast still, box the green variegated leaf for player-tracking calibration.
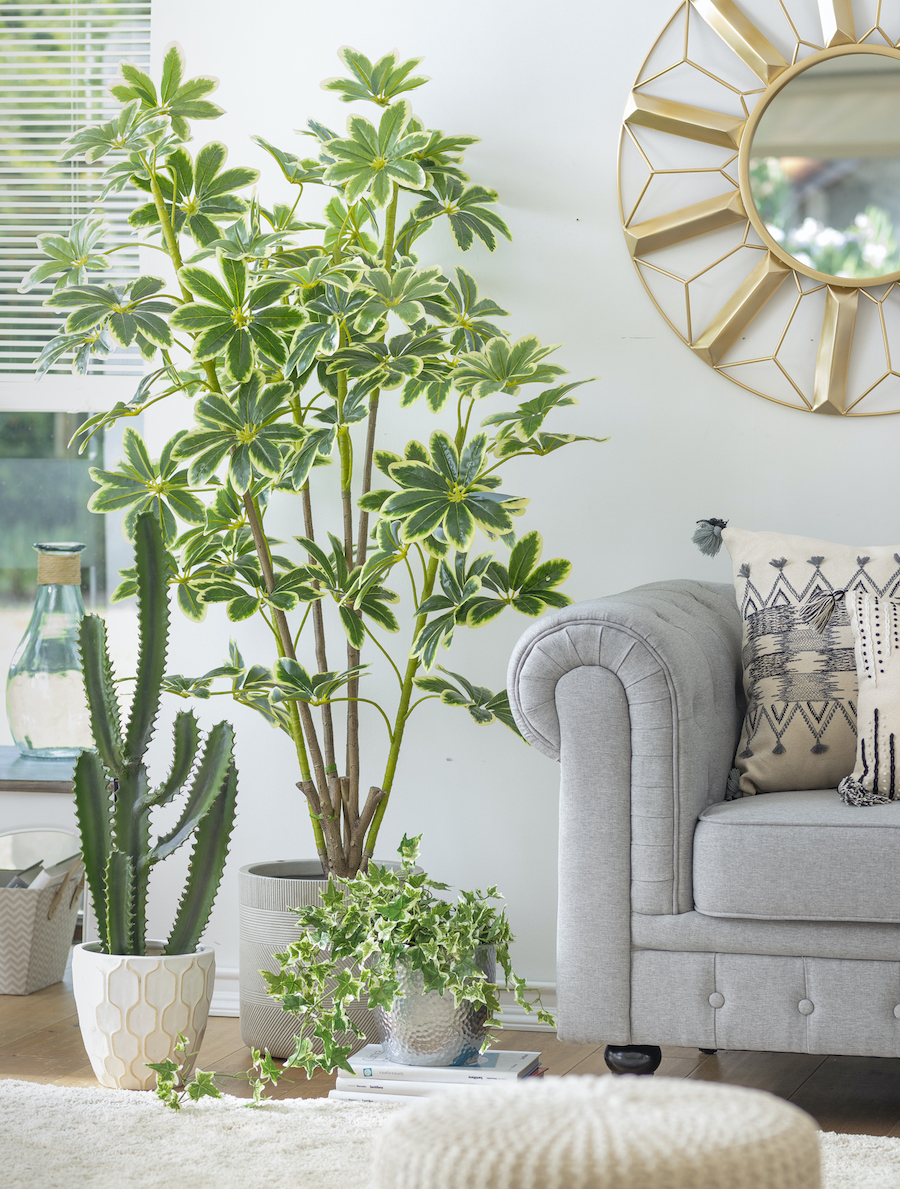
[425,267,508,352]
[252,135,327,186]
[338,604,366,649]
[227,594,261,621]
[111,44,224,141]
[43,278,174,361]
[178,265,232,308]
[357,489,392,513]
[454,335,566,399]
[61,100,168,164]
[176,582,207,622]
[480,378,598,442]
[462,596,506,627]
[355,264,447,333]
[412,667,522,734]
[88,428,202,543]
[174,372,301,493]
[170,261,301,375]
[323,48,429,106]
[270,658,368,705]
[409,176,512,252]
[130,144,256,245]
[508,531,542,590]
[323,100,430,207]
[410,611,456,668]
[19,217,109,293]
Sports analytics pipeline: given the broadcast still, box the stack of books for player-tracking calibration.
[328,1044,544,1103]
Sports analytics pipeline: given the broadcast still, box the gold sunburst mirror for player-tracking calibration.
[620,0,900,415]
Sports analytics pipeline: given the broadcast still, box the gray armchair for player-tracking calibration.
[508,580,900,1072]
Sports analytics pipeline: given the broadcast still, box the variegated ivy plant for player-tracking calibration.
[30,44,603,878]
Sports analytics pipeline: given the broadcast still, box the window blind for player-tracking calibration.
[0,1,151,376]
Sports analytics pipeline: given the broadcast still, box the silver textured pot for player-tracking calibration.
[239,859,381,1059]
[377,944,496,1066]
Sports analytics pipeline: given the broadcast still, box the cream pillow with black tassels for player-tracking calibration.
[693,521,900,796]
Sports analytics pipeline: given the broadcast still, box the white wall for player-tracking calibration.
[138,0,900,988]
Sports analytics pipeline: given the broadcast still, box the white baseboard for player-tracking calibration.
[210,967,240,1017]
[211,969,557,1033]
[496,982,557,1032]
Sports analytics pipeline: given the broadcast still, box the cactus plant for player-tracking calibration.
[74,510,238,956]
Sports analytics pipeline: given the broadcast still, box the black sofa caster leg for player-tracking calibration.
[603,1044,662,1076]
[699,1048,717,1055]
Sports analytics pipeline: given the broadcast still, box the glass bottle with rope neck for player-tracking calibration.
[6,543,92,758]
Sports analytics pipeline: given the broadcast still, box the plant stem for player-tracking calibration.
[337,390,354,569]
[240,490,333,864]
[357,184,399,566]
[301,484,336,775]
[382,182,400,272]
[147,163,224,404]
[333,350,362,823]
[355,389,380,569]
[326,697,394,741]
[364,553,439,859]
[364,415,470,858]
[148,171,185,279]
[344,182,403,831]
[148,158,333,859]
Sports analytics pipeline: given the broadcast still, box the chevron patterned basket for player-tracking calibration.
[0,867,83,995]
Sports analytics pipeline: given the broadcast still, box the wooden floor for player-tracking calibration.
[3,972,900,1134]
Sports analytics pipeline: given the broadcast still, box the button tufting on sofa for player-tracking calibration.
[709,992,725,1008]
[798,1000,814,1015]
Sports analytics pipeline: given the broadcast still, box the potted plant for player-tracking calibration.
[31,44,601,1054]
[72,511,238,1090]
[263,833,554,1074]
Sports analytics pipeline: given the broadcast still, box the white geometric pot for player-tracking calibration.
[72,941,215,1090]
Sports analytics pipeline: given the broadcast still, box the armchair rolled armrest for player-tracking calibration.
[507,580,743,1041]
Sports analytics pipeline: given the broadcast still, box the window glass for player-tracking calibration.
[0,411,105,606]
[0,1,152,375]
[0,415,139,748]
[0,4,149,746]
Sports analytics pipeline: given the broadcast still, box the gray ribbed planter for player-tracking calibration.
[239,860,382,1059]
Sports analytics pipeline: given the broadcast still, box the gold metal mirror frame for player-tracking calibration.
[620,0,900,416]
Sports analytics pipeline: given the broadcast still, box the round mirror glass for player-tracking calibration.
[748,53,900,281]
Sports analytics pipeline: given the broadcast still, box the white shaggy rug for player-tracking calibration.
[1,1079,899,1188]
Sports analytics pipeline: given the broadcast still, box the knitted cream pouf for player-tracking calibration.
[371,1075,821,1189]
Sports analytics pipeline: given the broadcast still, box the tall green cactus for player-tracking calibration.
[74,511,238,956]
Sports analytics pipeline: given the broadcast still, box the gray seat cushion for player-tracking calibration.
[693,790,900,923]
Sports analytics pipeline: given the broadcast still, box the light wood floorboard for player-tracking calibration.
[3,974,900,1131]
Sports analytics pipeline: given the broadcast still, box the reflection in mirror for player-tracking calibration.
[749,54,900,280]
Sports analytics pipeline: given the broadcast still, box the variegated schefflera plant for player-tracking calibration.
[34,45,604,880]
[74,512,238,956]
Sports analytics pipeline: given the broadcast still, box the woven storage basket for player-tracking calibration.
[0,866,83,994]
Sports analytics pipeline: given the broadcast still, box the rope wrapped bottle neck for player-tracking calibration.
[35,542,85,586]
[37,553,82,585]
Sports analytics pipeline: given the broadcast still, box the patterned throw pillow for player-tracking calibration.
[837,590,900,806]
[705,526,900,796]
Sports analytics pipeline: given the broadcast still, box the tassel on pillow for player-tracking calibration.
[801,588,847,633]
[692,518,728,557]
